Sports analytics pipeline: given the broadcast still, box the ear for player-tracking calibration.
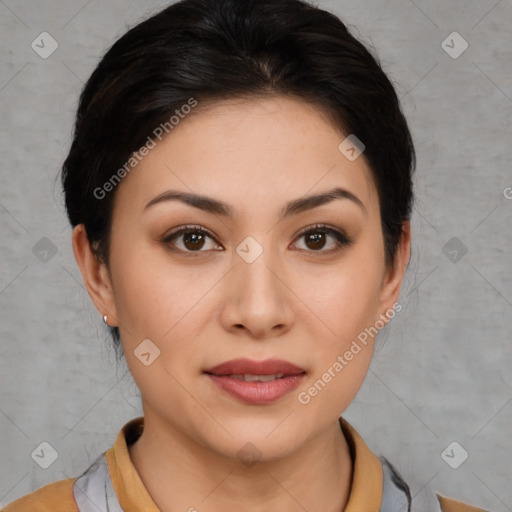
[377,221,411,320]
[72,224,118,326]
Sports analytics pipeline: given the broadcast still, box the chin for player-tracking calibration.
[199,419,307,462]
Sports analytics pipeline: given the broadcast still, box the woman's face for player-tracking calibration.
[75,95,409,460]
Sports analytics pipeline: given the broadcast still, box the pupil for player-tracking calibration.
[307,232,325,250]
[184,232,204,250]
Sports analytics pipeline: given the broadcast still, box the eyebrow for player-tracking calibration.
[143,186,367,218]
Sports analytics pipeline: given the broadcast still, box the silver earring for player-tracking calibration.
[103,315,108,324]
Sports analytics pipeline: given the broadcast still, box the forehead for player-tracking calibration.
[112,95,378,222]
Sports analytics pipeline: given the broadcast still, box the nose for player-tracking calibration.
[219,242,295,340]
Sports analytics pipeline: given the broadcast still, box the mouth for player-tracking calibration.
[215,373,291,382]
[204,357,306,377]
[204,358,307,405]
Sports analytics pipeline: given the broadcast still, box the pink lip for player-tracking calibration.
[206,374,306,405]
[204,358,306,405]
[204,358,306,376]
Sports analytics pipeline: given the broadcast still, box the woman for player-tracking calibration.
[2,0,489,510]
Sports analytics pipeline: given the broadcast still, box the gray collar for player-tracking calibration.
[73,452,122,512]
[380,457,413,512]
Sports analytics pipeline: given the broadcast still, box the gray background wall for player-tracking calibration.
[0,0,511,510]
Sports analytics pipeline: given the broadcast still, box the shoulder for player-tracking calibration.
[380,457,488,512]
[2,477,78,512]
[342,420,490,512]
[436,492,490,512]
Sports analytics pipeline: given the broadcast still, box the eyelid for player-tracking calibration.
[163,223,214,237]
[292,223,353,248]
[294,222,344,238]
[162,224,220,245]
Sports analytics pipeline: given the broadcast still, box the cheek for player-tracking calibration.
[291,239,384,406]
[294,250,384,342]
[109,240,225,394]
[110,239,213,338]
[300,346,374,416]
[111,245,208,407]
[294,281,380,416]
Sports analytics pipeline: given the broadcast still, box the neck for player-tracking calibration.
[128,411,353,512]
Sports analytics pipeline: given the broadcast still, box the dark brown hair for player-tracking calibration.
[61,0,415,356]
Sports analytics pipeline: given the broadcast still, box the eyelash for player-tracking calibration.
[162,223,353,256]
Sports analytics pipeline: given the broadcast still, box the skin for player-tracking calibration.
[72,95,410,512]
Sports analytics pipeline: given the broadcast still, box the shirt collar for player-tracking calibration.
[340,416,383,511]
[105,415,383,511]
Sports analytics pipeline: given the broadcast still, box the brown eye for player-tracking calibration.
[294,224,353,253]
[304,231,328,251]
[163,226,222,253]
[181,231,207,250]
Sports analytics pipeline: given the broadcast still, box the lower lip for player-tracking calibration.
[206,373,306,405]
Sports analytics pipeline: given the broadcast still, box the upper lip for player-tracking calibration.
[205,358,306,376]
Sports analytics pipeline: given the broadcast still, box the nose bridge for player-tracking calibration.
[234,233,282,295]
[224,232,292,334]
